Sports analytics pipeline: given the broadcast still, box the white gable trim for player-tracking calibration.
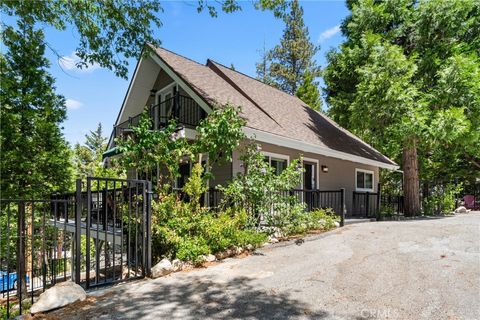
[107,56,145,149]
[243,127,399,171]
[149,52,213,114]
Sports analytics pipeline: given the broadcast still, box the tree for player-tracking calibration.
[323,0,480,215]
[295,71,322,111]
[0,18,72,199]
[0,16,73,298]
[72,123,122,179]
[255,0,321,109]
[1,0,162,78]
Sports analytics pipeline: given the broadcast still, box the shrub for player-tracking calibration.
[151,170,267,264]
[423,183,462,215]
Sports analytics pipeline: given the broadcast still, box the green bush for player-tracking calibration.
[151,168,267,265]
[423,183,462,215]
[279,208,339,236]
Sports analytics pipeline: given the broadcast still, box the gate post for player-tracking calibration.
[340,188,346,227]
[145,181,153,277]
[366,192,370,218]
[74,179,82,284]
[376,183,382,221]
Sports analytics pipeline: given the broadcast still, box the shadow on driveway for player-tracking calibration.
[52,275,333,319]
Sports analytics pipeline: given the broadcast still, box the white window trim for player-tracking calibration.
[355,168,375,192]
[302,157,319,190]
[155,82,177,104]
[262,151,290,163]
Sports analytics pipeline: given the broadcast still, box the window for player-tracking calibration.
[356,169,374,191]
[263,152,289,176]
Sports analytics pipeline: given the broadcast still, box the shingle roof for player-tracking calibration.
[152,46,396,167]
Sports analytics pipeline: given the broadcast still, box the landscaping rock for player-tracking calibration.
[234,246,244,255]
[334,221,340,228]
[205,254,216,262]
[245,244,254,251]
[171,259,183,272]
[151,258,173,278]
[30,281,86,314]
[455,206,469,213]
[269,237,279,244]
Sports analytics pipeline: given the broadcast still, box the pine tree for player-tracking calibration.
[256,0,321,109]
[295,71,322,111]
[85,123,107,158]
[0,17,72,199]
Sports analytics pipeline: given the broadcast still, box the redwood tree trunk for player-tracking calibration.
[402,141,421,216]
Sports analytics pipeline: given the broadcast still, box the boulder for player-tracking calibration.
[171,259,183,272]
[30,281,86,314]
[269,237,279,244]
[455,206,468,213]
[151,258,173,278]
[204,254,216,262]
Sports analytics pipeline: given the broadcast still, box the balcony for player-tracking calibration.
[113,94,207,141]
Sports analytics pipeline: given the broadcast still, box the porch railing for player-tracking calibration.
[171,187,345,226]
[113,94,206,140]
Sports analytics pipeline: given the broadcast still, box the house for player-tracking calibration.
[104,46,399,216]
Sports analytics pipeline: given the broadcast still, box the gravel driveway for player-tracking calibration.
[51,213,480,320]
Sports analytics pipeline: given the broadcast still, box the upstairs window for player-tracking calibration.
[356,169,374,192]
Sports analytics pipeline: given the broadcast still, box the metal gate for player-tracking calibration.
[76,177,152,289]
[0,177,152,318]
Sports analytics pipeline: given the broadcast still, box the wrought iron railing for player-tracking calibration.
[113,94,206,140]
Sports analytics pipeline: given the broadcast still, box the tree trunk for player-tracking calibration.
[402,141,421,216]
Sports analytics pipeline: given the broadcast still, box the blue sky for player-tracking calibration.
[42,1,349,145]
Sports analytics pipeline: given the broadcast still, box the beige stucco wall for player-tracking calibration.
[229,141,380,215]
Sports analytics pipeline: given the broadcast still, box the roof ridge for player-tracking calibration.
[150,45,209,69]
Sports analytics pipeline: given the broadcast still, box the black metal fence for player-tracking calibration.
[1,198,75,317]
[172,187,346,226]
[352,190,405,219]
[0,177,152,318]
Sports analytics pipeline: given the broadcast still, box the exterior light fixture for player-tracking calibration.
[321,165,329,173]
[150,89,156,97]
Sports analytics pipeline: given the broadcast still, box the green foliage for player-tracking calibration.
[423,183,463,215]
[295,71,322,111]
[256,0,321,110]
[1,0,162,79]
[116,104,245,190]
[0,18,72,198]
[195,104,246,165]
[219,143,304,231]
[324,0,480,186]
[151,193,266,265]
[73,123,123,179]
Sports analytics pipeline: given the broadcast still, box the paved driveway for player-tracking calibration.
[53,213,480,320]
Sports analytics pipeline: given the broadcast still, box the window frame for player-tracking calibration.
[355,168,375,192]
[262,152,290,175]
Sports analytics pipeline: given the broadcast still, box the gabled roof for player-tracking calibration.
[151,46,397,168]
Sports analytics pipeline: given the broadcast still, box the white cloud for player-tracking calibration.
[59,52,101,73]
[66,98,83,110]
[318,25,341,43]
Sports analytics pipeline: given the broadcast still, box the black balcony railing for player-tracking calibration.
[113,94,206,140]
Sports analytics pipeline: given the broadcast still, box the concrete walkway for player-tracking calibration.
[52,213,480,320]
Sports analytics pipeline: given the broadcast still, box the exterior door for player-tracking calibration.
[156,84,176,126]
[303,162,317,210]
[303,162,317,190]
